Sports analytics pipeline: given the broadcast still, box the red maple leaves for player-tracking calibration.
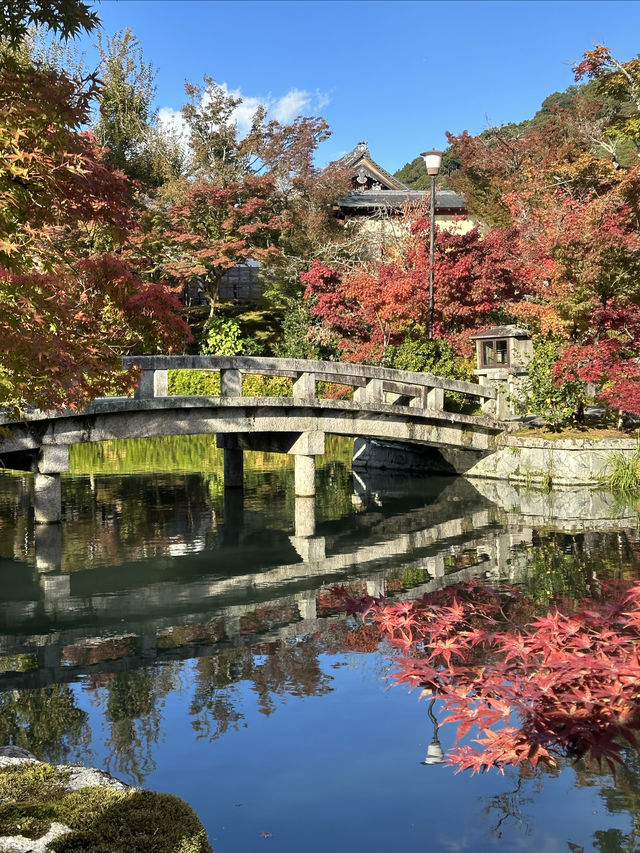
[343,580,640,775]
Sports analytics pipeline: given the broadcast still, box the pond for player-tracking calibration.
[0,435,639,852]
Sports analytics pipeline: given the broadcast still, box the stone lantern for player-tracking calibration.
[471,325,533,417]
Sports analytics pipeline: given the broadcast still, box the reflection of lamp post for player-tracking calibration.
[421,149,444,340]
[421,695,445,766]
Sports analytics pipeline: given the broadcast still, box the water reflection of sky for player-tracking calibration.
[69,653,629,853]
[0,436,639,852]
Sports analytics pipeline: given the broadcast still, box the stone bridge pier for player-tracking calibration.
[218,429,325,544]
[217,429,325,499]
[34,446,70,525]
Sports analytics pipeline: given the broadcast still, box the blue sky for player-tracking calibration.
[77,0,640,172]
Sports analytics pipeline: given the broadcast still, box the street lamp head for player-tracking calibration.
[421,149,444,176]
[421,737,445,766]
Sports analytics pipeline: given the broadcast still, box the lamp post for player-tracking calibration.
[421,149,444,340]
[421,695,445,766]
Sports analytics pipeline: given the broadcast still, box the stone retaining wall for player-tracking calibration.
[354,435,637,486]
[465,434,636,486]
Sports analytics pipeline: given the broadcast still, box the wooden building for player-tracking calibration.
[334,141,468,225]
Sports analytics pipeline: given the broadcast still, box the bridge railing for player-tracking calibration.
[121,355,499,418]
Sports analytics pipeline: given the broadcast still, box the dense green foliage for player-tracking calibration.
[386,337,472,380]
[393,149,462,189]
[93,29,183,188]
[274,299,341,360]
[201,316,262,356]
[521,338,586,428]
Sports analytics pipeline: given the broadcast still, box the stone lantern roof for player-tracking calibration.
[470,325,531,341]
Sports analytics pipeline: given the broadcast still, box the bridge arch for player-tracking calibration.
[0,356,505,522]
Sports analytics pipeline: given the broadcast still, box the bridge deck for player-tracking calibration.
[0,356,504,464]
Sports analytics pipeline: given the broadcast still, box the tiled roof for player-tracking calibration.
[336,141,410,191]
[470,325,531,340]
[338,188,466,211]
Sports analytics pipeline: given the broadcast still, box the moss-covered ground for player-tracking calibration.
[185,304,284,355]
[513,426,637,441]
[0,762,212,853]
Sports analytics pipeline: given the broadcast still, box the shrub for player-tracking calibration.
[201,317,262,356]
[168,370,220,396]
[242,375,292,396]
[521,337,586,429]
[274,299,341,361]
[605,436,640,493]
[386,337,473,381]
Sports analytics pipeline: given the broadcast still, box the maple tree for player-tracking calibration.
[143,77,348,328]
[443,55,640,422]
[338,578,640,775]
[0,62,189,413]
[301,216,524,364]
[573,45,640,155]
[1,0,98,46]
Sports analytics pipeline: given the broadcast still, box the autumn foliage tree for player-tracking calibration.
[443,48,640,421]
[339,578,640,775]
[302,217,525,364]
[0,62,189,413]
[145,77,348,328]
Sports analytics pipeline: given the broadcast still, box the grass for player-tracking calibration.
[604,437,640,494]
[0,763,211,853]
[513,425,637,441]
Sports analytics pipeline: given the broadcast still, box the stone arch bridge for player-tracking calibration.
[0,356,505,523]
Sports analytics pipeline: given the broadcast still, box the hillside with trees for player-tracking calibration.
[394,75,638,189]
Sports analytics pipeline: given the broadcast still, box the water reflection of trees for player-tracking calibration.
[91,665,181,785]
[480,744,640,850]
[519,529,640,606]
[190,637,333,740]
[575,745,640,852]
[0,684,91,765]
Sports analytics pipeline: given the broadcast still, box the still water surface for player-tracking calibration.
[1,436,640,852]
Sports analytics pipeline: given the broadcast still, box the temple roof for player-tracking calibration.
[335,142,466,213]
[337,141,410,191]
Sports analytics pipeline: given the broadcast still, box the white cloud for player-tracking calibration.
[315,89,331,111]
[270,88,312,123]
[157,105,189,142]
[157,84,331,145]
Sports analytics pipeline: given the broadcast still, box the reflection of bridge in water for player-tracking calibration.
[2,468,630,694]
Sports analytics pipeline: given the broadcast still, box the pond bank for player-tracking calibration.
[0,747,212,853]
[354,433,638,486]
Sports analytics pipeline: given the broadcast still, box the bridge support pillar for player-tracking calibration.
[297,592,317,621]
[34,474,62,524]
[223,447,244,489]
[218,434,244,489]
[366,574,386,598]
[33,445,69,525]
[35,524,62,572]
[294,454,315,497]
[294,495,316,537]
